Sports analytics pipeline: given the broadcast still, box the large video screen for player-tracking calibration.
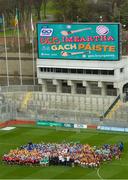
[37,23,120,61]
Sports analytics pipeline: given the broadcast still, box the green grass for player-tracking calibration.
[0,29,15,36]
[0,28,37,37]
[0,125,128,179]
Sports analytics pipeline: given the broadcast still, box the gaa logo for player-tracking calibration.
[40,28,53,37]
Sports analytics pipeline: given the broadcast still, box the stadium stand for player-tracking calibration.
[0,85,128,128]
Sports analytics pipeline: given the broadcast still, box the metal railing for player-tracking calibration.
[0,85,41,92]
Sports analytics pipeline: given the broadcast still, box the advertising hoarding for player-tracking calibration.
[37,23,120,61]
[37,120,74,128]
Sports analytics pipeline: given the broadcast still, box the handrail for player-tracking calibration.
[0,85,41,92]
[101,94,120,118]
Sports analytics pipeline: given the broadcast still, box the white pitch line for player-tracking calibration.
[97,167,103,180]
[96,162,128,180]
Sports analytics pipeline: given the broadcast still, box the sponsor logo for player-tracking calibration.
[74,124,87,129]
[40,28,53,37]
[96,25,109,35]
[64,123,72,128]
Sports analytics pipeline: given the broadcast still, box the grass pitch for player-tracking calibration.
[0,125,128,179]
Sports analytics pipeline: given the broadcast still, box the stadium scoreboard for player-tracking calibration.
[37,23,121,61]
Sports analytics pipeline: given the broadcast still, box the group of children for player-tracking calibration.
[2,141,123,168]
